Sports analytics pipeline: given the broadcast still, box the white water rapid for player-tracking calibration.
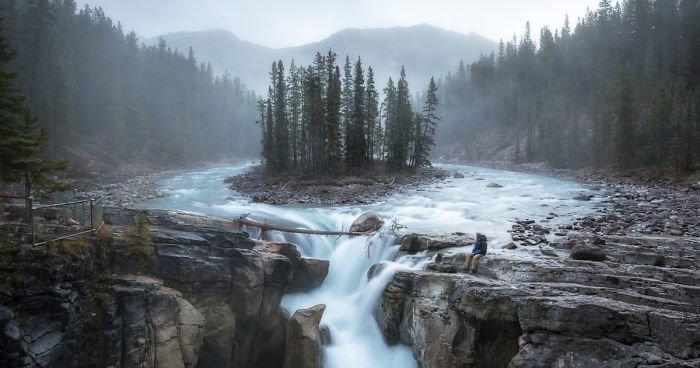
[138,163,602,367]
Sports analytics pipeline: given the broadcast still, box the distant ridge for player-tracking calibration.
[150,24,497,94]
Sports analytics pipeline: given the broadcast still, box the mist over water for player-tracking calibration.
[139,162,601,367]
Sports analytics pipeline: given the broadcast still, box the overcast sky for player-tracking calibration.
[74,0,601,48]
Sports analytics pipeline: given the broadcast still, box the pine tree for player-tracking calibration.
[325,53,342,174]
[348,57,366,170]
[365,67,380,166]
[265,94,274,170]
[299,64,324,173]
[0,20,67,207]
[272,60,289,170]
[394,66,413,170]
[341,56,353,164]
[381,78,397,167]
[413,77,439,168]
[287,60,303,167]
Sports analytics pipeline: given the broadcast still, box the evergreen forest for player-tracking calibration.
[437,0,700,175]
[258,53,439,175]
[0,0,258,173]
[1,0,699,181]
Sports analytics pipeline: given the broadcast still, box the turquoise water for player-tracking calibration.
[139,162,600,368]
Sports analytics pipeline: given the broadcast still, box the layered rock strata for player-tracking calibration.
[0,208,330,368]
[378,234,700,367]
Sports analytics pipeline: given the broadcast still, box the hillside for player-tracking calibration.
[152,24,497,94]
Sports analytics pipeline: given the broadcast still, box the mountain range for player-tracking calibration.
[149,24,496,95]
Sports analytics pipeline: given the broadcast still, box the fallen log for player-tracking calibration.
[234,214,377,237]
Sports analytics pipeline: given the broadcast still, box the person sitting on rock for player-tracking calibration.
[465,233,488,273]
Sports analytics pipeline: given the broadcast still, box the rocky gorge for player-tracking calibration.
[0,208,329,368]
[1,162,699,368]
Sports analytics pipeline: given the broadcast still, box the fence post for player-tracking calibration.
[90,198,94,230]
[29,197,35,245]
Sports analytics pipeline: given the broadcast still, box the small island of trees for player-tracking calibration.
[257,51,439,176]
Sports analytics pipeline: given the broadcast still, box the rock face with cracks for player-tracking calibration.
[106,209,329,368]
[378,234,700,368]
[284,304,326,368]
[0,208,330,368]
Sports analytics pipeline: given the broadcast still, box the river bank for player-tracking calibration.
[72,160,699,239]
[471,161,700,238]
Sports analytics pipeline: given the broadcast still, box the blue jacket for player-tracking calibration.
[471,240,488,256]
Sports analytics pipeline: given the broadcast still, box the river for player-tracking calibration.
[138,162,602,368]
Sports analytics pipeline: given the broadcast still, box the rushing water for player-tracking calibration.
[138,162,602,367]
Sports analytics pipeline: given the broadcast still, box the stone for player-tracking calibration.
[151,229,209,246]
[503,242,518,250]
[284,304,326,368]
[320,325,332,346]
[368,262,390,280]
[177,298,205,368]
[289,258,329,292]
[156,245,232,283]
[454,172,465,178]
[400,234,428,252]
[487,182,504,188]
[556,238,585,250]
[400,233,470,253]
[349,212,385,233]
[570,243,607,261]
[573,194,593,201]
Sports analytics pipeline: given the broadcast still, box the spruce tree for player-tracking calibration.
[349,57,366,169]
[325,54,342,174]
[273,60,289,170]
[382,78,398,169]
[365,67,380,166]
[287,60,303,167]
[0,20,67,204]
[414,77,439,168]
[341,56,353,164]
[394,66,413,170]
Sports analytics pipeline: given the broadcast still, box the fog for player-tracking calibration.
[6,0,694,177]
[75,0,599,48]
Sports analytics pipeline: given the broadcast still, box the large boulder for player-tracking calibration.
[570,243,607,261]
[400,233,471,253]
[349,212,384,233]
[289,258,330,291]
[284,304,326,368]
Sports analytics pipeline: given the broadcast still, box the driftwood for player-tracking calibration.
[234,214,377,237]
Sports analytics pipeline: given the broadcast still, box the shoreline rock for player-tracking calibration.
[380,231,700,368]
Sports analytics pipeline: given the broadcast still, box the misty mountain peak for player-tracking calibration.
[155,25,496,94]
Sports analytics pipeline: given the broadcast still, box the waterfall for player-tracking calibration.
[280,232,424,368]
[139,162,601,368]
